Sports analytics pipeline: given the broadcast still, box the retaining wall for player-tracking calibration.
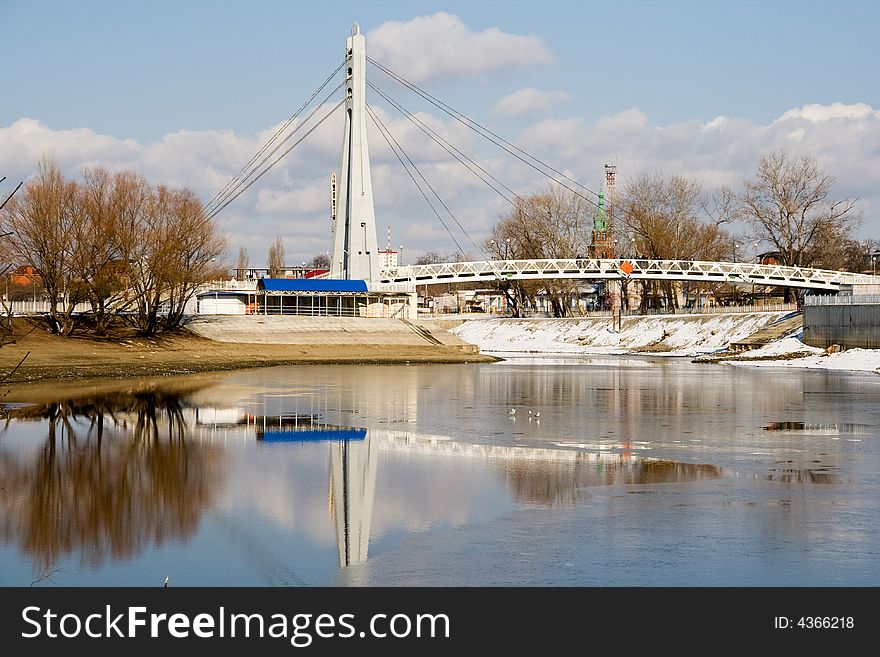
[803,304,880,349]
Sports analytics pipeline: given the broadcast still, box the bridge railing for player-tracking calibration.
[380,258,873,291]
[804,294,880,306]
[421,302,800,320]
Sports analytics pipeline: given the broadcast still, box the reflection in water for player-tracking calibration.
[331,434,377,567]
[0,390,222,573]
[192,401,725,564]
[0,382,729,578]
[1,358,873,587]
[254,414,367,443]
[764,467,839,484]
[498,451,720,506]
[763,422,873,434]
[237,412,377,568]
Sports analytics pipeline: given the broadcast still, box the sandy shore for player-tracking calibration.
[0,320,499,390]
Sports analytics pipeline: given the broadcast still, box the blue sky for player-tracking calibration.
[2,0,879,263]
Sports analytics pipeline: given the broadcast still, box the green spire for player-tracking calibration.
[593,191,609,232]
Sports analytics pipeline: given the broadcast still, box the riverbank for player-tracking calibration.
[0,318,498,386]
[447,313,880,373]
[448,312,794,356]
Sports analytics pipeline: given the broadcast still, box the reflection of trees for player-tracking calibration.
[0,390,222,573]
[764,468,838,484]
[504,454,722,506]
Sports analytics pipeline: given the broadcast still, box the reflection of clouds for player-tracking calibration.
[199,418,725,568]
[214,445,334,546]
[0,391,223,573]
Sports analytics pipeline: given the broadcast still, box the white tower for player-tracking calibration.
[330,23,380,287]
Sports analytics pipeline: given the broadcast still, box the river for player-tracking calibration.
[1,356,878,586]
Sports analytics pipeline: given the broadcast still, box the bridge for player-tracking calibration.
[207,24,875,304]
[379,258,874,292]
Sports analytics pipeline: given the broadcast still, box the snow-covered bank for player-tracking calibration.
[450,312,792,357]
[449,315,880,373]
[724,330,880,372]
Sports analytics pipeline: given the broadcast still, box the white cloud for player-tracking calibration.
[255,183,328,215]
[367,12,552,83]
[3,101,879,266]
[776,102,877,123]
[405,222,455,242]
[519,117,586,159]
[702,116,728,131]
[593,108,648,133]
[493,88,570,117]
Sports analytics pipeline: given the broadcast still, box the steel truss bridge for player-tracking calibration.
[379,258,875,292]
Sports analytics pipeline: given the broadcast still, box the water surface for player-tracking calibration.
[2,357,878,586]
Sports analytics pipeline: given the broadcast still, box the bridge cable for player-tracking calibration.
[368,57,685,252]
[365,103,468,257]
[205,81,344,218]
[367,57,605,210]
[368,81,594,263]
[204,59,344,214]
[206,99,344,220]
[204,60,345,217]
[367,81,522,207]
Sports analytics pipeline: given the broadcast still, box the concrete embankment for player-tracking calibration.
[0,316,495,388]
[446,311,799,356]
[185,316,480,352]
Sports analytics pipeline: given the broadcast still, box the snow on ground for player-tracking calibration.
[450,312,791,357]
[450,316,880,373]
[730,348,880,372]
[733,330,823,358]
[727,329,880,372]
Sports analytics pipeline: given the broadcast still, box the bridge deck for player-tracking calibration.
[379,258,875,292]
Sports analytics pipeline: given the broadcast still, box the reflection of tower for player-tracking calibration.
[330,23,380,288]
[330,432,377,566]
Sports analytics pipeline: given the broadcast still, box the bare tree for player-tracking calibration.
[619,172,735,311]
[70,167,134,335]
[0,176,22,337]
[267,236,285,277]
[126,185,225,335]
[413,250,460,265]
[0,159,84,334]
[1,160,226,337]
[235,246,250,278]
[738,151,860,269]
[485,185,592,316]
[307,252,330,269]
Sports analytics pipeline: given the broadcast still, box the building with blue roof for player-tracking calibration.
[196,276,413,318]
